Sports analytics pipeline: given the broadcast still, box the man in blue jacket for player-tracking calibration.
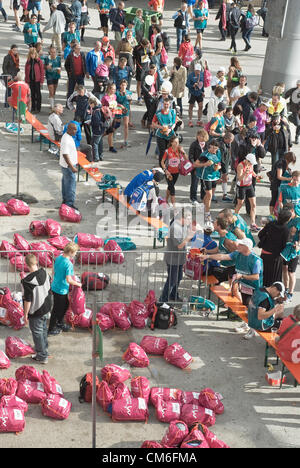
[86,41,104,93]
[109,1,125,42]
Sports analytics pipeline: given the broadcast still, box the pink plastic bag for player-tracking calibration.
[29,242,53,268]
[190,423,230,448]
[41,370,64,396]
[47,236,71,250]
[0,395,28,413]
[76,233,104,249]
[130,376,150,403]
[96,381,113,412]
[16,380,46,404]
[110,382,131,401]
[179,159,194,176]
[0,378,18,397]
[29,220,48,237]
[59,204,82,223]
[161,420,189,448]
[13,233,30,252]
[0,408,26,433]
[181,391,200,405]
[123,343,150,368]
[198,388,224,415]
[128,301,149,329]
[112,396,149,422]
[0,202,11,216]
[104,240,125,264]
[5,336,34,359]
[141,441,164,448]
[45,219,62,237]
[15,365,42,383]
[6,198,30,215]
[101,364,131,385]
[99,302,127,316]
[180,429,210,448]
[69,285,86,315]
[41,394,72,420]
[144,290,156,317]
[10,254,30,273]
[184,251,203,280]
[77,248,107,265]
[0,351,11,369]
[156,399,182,423]
[164,343,193,369]
[96,312,115,331]
[150,387,182,408]
[6,299,25,330]
[65,308,93,329]
[140,336,168,355]
[180,404,216,427]
[109,303,131,330]
[81,272,109,291]
[0,241,19,259]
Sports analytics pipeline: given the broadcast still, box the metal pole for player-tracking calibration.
[92,295,97,449]
[16,85,21,197]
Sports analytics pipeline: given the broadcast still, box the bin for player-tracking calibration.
[124,7,160,40]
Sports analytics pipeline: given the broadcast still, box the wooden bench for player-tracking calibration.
[210,283,300,387]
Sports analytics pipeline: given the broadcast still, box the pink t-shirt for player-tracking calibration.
[253,108,267,133]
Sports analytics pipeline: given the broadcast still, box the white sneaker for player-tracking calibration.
[234,324,249,333]
[191,200,200,206]
[243,329,255,340]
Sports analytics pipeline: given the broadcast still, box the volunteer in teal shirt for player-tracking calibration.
[48,242,82,336]
[193,1,208,49]
[247,282,285,331]
[279,171,300,216]
[152,98,177,166]
[23,15,42,47]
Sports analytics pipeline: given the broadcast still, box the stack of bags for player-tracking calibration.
[0,365,72,433]
[0,288,25,330]
[0,199,30,217]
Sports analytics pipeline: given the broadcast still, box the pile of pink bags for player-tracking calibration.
[0,365,71,433]
[0,288,25,330]
[0,199,30,217]
[65,282,93,329]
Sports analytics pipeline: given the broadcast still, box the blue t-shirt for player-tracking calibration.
[51,255,74,295]
[190,232,219,272]
[194,8,208,30]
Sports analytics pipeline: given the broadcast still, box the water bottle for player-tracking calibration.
[181,297,189,314]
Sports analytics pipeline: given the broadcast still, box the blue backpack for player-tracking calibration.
[129,182,154,211]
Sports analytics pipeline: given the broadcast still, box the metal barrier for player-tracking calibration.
[0,249,213,310]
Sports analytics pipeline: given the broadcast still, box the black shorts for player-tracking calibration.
[188,94,203,105]
[99,13,109,27]
[47,79,59,85]
[237,185,255,200]
[136,65,148,82]
[283,256,299,273]
[196,28,205,34]
[166,172,179,196]
[221,160,230,174]
[203,180,217,191]
[13,0,20,10]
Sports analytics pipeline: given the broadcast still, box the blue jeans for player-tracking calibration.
[160,264,183,302]
[152,54,163,86]
[61,166,77,207]
[0,1,7,20]
[92,134,103,161]
[29,315,48,361]
[176,28,187,51]
[243,28,253,48]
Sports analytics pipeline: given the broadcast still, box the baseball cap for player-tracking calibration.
[195,64,202,71]
[102,36,109,43]
[236,238,254,250]
[272,281,285,297]
[204,221,214,233]
[218,66,225,73]
[245,153,257,166]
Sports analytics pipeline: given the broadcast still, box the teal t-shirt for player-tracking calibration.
[219,231,237,267]
[247,288,275,331]
[155,109,177,140]
[51,255,74,295]
[194,7,208,30]
[229,251,263,291]
[196,149,221,181]
[44,56,61,81]
[279,184,300,217]
[229,214,255,246]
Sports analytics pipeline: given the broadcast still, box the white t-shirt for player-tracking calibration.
[230,85,251,100]
[59,132,78,168]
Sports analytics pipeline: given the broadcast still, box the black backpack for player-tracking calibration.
[161,32,171,52]
[174,11,184,29]
[150,303,177,330]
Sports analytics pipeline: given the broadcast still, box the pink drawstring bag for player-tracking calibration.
[96,381,113,412]
[96,312,115,331]
[181,391,200,406]
[0,351,11,369]
[198,388,224,415]
[6,300,25,330]
[141,441,164,448]
[77,248,107,265]
[29,220,48,237]
[47,236,71,250]
[59,204,82,223]
[109,303,131,330]
[5,336,34,358]
[130,376,150,403]
[13,233,30,252]
[81,272,109,291]
[110,382,131,401]
[30,242,53,267]
[16,380,46,404]
[0,308,11,327]
[41,394,72,420]
[15,365,42,383]
[0,395,28,413]
[164,343,193,370]
[190,423,230,448]
[45,219,62,237]
[76,233,104,249]
[0,241,19,259]
[112,397,149,422]
[6,198,30,215]
[140,336,168,355]
[104,240,125,264]
[99,302,127,316]
[10,254,30,273]
[161,420,189,448]
[41,370,64,396]
[70,285,86,315]
[65,308,93,329]
[0,408,26,433]
[123,343,150,368]
[156,399,182,423]
[180,429,210,449]
[180,403,216,427]
[101,364,131,386]
[0,287,12,308]
[0,378,18,396]
[150,387,182,408]
[128,301,149,329]
[0,202,11,216]
[144,290,156,317]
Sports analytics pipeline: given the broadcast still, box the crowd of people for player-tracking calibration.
[1,0,299,355]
